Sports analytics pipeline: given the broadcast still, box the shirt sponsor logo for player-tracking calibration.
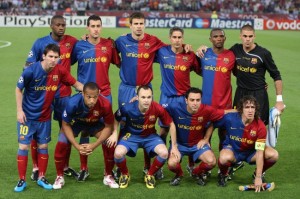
[177,124,202,130]
[203,65,228,73]
[237,65,257,73]
[126,52,149,59]
[229,135,254,144]
[84,56,107,63]
[34,85,57,91]
[164,64,187,71]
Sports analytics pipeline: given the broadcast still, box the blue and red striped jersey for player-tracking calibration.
[115,101,172,137]
[26,33,77,98]
[155,45,200,96]
[115,33,165,86]
[17,62,76,121]
[63,93,114,125]
[167,103,224,147]
[201,48,235,109]
[214,112,266,152]
[71,38,120,96]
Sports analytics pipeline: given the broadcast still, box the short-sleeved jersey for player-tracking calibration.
[17,62,76,122]
[115,33,165,86]
[166,103,224,147]
[71,38,120,96]
[201,48,235,109]
[230,43,282,90]
[26,33,77,98]
[63,93,114,125]
[115,101,172,137]
[155,46,200,97]
[214,112,267,152]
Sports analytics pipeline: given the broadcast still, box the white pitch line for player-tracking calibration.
[0,40,12,48]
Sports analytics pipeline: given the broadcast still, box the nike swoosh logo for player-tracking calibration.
[35,79,41,82]
[125,44,132,47]
[178,117,185,120]
[230,127,237,130]
[83,50,89,53]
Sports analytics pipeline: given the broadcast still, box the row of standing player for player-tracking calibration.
[14,11,284,192]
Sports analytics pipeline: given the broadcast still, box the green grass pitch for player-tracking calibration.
[0,27,299,199]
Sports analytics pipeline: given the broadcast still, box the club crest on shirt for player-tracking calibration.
[197,117,203,122]
[52,75,58,81]
[251,58,257,64]
[93,110,99,116]
[182,56,188,62]
[101,47,107,53]
[250,130,256,137]
[65,43,71,48]
[149,115,156,121]
[144,43,150,49]
[223,57,229,64]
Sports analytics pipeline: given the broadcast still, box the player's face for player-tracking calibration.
[170,31,183,50]
[138,88,152,112]
[130,18,145,38]
[87,20,102,39]
[83,88,99,109]
[186,93,201,114]
[42,50,60,72]
[210,30,226,49]
[240,30,255,50]
[242,101,256,121]
[51,18,66,37]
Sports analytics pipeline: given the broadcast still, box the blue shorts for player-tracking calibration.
[17,120,51,145]
[159,93,185,127]
[71,122,105,137]
[170,143,211,163]
[53,96,70,121]
[223,145,256,164]
[118,82,152,108]
[118,133,165,158]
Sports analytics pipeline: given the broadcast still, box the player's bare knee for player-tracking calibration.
[157,149,168,159]
[114,150,125,159]
[38,143,48,149]
[168,158,177,168]
[19,143,29,150]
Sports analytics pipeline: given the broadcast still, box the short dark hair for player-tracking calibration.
[51,15,65,25]
[83,82,100,92]
[240,24,255,33]
[129,12,145,24]
[43,44,60,56]
[210,28,225,37]
[236,95,260,120]
[185,87,202,99]
[137,85,152,96]
[169,27,184,37]
[87,15,102,26]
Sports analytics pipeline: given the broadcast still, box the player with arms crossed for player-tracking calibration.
[15,44,83,192]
